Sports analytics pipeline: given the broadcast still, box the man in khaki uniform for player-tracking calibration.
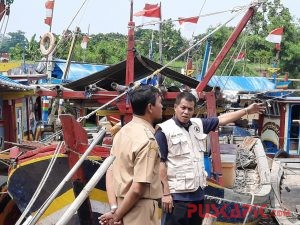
[99,85,163,225]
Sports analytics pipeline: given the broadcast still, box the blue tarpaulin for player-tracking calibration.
[208,76,276,92]
[51,60,108,82]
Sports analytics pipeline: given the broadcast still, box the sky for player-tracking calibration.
[4,0,299,40]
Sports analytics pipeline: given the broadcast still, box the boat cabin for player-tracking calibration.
[259,91,300,155]
[0,74,36,148]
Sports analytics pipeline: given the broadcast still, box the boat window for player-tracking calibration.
[289,104,300,155]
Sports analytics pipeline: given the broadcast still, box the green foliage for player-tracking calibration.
[135,19,189,63]
[0,30,27,53]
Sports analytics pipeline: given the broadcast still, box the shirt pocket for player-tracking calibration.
[170,135,189,156]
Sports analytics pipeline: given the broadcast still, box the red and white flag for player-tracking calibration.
[81,35,89,49]
[134,3,161,18]
[44,0,54,26]
[178,16,199,39]
[178,16,199,25]
[234,52,245,62]
[265,27,284,43]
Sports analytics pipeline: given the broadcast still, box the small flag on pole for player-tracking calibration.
[133,3,161,18]
[81,35,89,49]
[178,16,199,25]
[234,52,246,62]
[265,27,284,43]
[44,0,54,26]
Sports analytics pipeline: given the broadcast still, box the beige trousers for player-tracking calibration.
[117,198,159,225]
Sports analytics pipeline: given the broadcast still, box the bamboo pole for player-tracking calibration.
[56,155,115,225]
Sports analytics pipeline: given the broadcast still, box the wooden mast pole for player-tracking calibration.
[125,0,135,85]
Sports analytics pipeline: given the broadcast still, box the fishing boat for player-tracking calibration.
[270,157,300,225]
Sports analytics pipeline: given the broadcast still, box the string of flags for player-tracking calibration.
[43,1,285,56]
[134,3,199,26]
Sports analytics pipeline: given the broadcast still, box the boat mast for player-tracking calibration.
[158,2,163,64]
[46,0,55,82]
[125,0,135,85]
[62,27,80,81]
[198,38,212,80]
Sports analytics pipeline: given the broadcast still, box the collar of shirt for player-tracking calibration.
[132,115,155,134]
[172,117,192,130]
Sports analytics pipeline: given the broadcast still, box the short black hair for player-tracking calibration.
[175,91,196,106]
[129,85,160,116]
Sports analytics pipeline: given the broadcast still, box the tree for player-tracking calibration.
[0,30,28,54]
[135,19,188,63]
[263,0,300,78]
[25,34,41,61]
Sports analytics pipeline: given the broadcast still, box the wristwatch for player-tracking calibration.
[110,204,118,214]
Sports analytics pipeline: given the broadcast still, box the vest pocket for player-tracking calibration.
[193,132,207,152]
[170,136,189,155]
[175,170,195,191]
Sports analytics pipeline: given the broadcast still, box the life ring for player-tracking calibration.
[40,32,55,56]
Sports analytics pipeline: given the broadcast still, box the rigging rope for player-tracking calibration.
[212,32,247,90]
[47,0,91,57]
[25,129,106,225]
[144,6,248,80]
[34,3,251,144]
[15,141,64,225]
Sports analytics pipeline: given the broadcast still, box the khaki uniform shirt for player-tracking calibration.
[111,116,162,199]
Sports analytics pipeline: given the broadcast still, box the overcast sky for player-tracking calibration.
[5,0,299,40]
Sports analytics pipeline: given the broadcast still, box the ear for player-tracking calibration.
[147,103,153,114]
[174,104,177,111]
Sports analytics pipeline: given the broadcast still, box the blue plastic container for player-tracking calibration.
[204,155,212,177]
